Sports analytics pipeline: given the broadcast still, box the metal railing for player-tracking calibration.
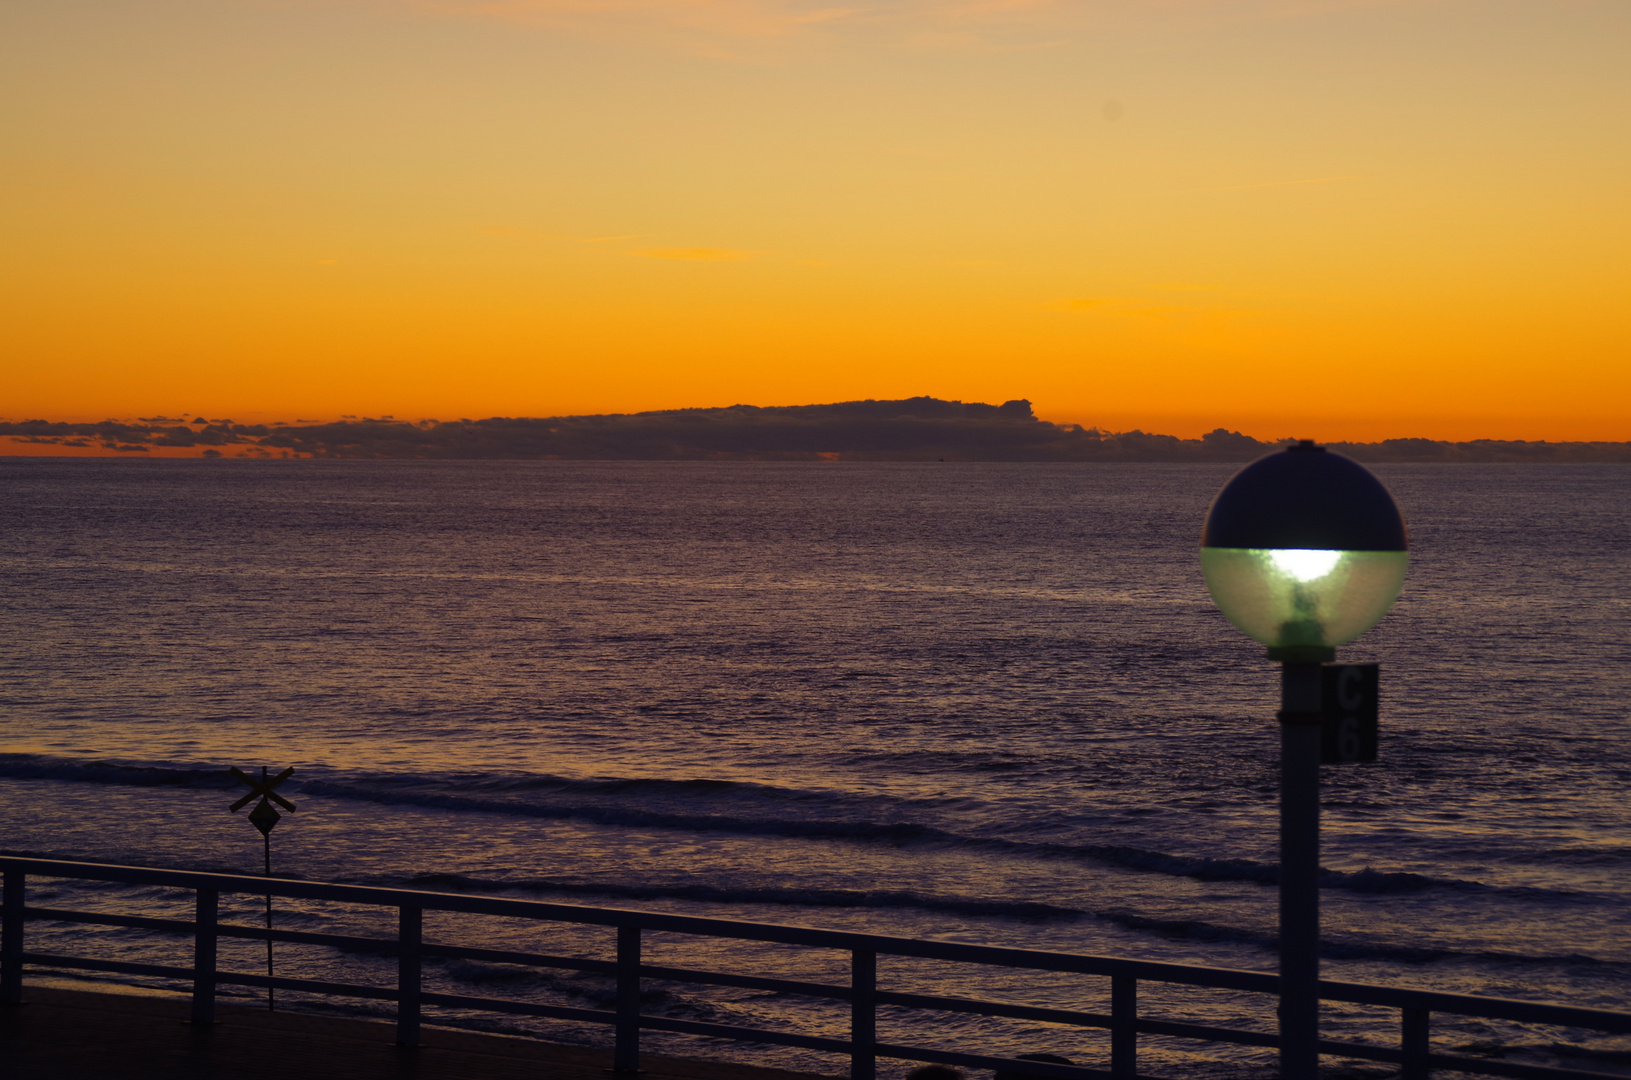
[3,856,1628,1080]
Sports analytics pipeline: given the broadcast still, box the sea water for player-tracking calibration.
[1,458,1628,1077]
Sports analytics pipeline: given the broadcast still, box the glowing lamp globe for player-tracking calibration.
[1201,442,1408,658]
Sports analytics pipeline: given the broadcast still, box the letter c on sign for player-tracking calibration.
[1337,666,1365,713]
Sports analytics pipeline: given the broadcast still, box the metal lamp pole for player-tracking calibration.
[1277,657,1326,1080]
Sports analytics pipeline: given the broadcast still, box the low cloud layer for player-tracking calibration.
[5,399,1630,462]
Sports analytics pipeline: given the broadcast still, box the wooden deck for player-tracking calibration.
[0,985,841,1080]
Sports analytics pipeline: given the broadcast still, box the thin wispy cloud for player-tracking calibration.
[403,0,873,40]
[636,247,754,260]
[481,228,651,242]
[1160,175,1360,196]
[1053,295,1259,320]
[388,0,1428,49]
[480,227,562,239]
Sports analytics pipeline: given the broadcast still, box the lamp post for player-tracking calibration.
[1200,440,1408,1080]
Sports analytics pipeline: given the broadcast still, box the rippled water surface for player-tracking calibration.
[2,459,1628,1076]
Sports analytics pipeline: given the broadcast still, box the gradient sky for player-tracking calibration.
[3,0,1628,441]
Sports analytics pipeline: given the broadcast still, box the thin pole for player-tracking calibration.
[1279,662,1323,1080]
[263,766,275,1012]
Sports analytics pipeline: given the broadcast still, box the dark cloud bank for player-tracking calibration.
[5,398,1629,462]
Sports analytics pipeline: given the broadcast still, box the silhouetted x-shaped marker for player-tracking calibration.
[229,766,297,814]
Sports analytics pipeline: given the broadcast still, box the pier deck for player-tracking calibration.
[0,985,838,1080]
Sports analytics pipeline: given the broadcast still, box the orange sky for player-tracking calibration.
[3,0,1628,443]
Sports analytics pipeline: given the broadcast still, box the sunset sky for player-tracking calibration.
[4,0,1628,442]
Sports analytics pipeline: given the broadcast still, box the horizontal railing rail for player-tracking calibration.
[3,856,1627,1080]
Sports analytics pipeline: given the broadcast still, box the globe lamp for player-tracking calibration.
[1201,441,1408,660]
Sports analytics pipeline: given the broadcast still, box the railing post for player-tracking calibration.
[2,869,24,1005]
[1111,975,1137,1079]
[397,906,422,1046]
[851,949,876,1080]
[1401,1008,1430,1080]
[614,925,641,1073]
[190,889,218,1024]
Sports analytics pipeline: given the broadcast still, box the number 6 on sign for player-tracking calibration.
[1336,716,1363,762]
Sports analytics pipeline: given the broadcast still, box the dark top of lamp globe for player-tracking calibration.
[1202,441,1409,552]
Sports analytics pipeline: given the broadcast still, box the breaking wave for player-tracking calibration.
[0,754,1599,903]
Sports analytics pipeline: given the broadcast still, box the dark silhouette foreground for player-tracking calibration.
[0,986,832,1080]
[993,1053,1077,1080]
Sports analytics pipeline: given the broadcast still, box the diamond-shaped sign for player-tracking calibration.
[248,798,282,836]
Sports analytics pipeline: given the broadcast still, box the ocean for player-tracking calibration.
[2,458,1628,1077]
